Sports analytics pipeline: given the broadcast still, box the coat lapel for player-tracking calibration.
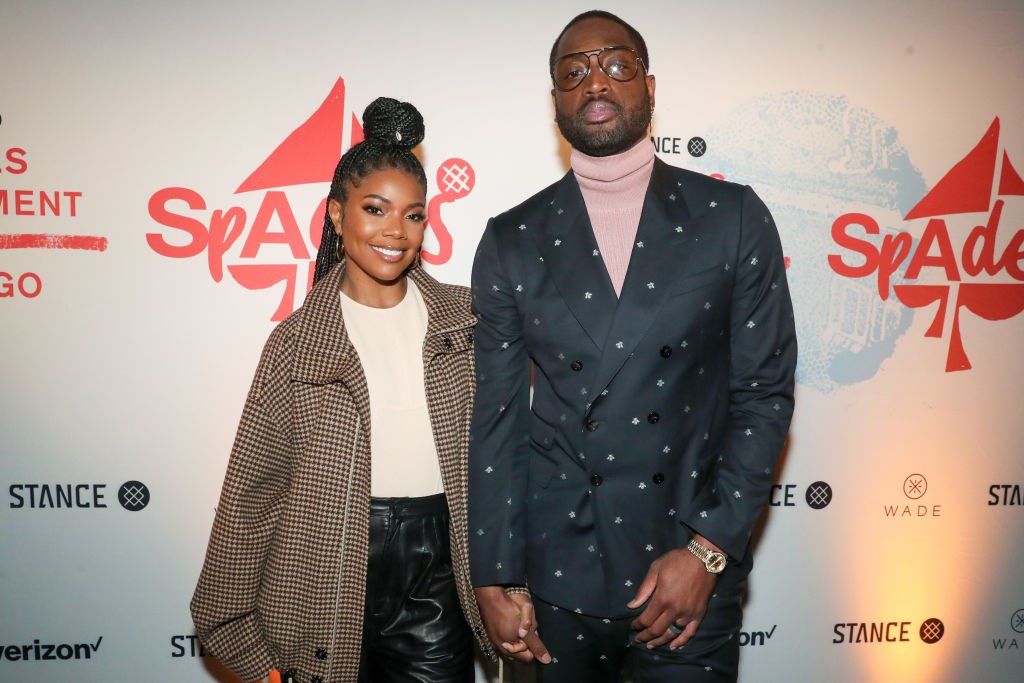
[411,266,477,361]
[587,159,701,400]
[537,172,618,350]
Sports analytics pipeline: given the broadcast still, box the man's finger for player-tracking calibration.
[626,566,659,609]
[669,619,700,650]
[633,611,674,644]
[630,595,666,632]
[522,628,553,664]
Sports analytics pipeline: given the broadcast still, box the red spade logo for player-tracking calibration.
[830,118,1024,371]
[147,77,476,320]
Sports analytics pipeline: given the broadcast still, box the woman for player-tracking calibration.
[191,97,491,683]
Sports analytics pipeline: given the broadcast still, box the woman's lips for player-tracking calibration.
[370,245,405,263]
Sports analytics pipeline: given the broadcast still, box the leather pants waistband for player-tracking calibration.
[369,492,447,518]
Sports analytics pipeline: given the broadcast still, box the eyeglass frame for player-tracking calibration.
[550,45,648,92]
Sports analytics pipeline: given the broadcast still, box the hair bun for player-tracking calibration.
[362,97,425,150]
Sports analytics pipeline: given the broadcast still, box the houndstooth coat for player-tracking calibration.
[191,262,492,683]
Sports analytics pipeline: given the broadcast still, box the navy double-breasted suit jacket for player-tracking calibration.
[468,158,797,621]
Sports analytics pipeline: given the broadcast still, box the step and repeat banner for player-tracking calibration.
[2,1,1021,681]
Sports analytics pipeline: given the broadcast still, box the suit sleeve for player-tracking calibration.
[468,219,532,586]
[190,331,293,682]
[683,186,797,561]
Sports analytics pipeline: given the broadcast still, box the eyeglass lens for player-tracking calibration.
[554,48,641,90]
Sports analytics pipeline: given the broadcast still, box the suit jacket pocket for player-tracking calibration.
[667,265,723,297]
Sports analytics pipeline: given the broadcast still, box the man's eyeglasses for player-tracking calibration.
[551,46,646,92]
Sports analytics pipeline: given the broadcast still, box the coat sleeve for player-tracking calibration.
[468,219,533,586]
[190,329,294,682]
[682,186,797,561]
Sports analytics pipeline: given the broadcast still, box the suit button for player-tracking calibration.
[312,678,324,683]
[571,360,583,371]
[590,474,603,486]
[467,332,474,343]
[647,412,660,424]
[315,648,328,660]
[660,345,672,358]
[653,472,665,484]
[585,420,599,432]
[443,336,453,350]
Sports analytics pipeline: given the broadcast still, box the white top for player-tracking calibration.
[338,281,443,497]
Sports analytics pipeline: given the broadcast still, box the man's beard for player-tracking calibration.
[556,96,652,157]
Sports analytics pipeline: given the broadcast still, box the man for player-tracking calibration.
[469,10,796,682]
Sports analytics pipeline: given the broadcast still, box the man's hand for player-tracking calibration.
[626,537,721,651]
[474,586,552,664]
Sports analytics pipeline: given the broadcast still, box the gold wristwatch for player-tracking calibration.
[686,537,727,574]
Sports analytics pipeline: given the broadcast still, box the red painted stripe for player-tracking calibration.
[0,234,108,251]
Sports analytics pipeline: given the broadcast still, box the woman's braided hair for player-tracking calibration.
[313,96,427,283]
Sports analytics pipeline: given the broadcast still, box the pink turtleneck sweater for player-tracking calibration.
[571,138,655,297]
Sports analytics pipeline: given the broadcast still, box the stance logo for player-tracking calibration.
[170,635,208,658]
[903,474,927,500]
[805,481,833,509]
[919,618,944,644]
[688,137,707,157]
[988,484,1023,506]
[833,618,944,644]
[117,481,150,511]
[769,481,832,509]
[829,118,1024,372]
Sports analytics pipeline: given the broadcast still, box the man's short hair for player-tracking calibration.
[549,10,650,73]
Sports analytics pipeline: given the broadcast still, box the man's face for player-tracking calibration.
[552,17,655,157]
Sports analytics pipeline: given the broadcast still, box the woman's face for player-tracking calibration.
[329,167,426,294]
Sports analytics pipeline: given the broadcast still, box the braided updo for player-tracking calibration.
[313,97,427,283]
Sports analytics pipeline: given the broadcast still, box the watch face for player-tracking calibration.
[707,552,727,573]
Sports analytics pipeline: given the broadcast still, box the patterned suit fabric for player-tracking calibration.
[469,159,797,624]
[191,263,492,683]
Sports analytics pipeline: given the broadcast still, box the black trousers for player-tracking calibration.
[533,594,741,683]
[358,494,473,683]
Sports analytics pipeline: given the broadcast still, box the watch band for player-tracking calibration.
[686,537,728,574]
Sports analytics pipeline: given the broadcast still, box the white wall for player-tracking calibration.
[2,1,1022,681]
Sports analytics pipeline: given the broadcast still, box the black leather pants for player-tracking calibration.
[358,494,473,683]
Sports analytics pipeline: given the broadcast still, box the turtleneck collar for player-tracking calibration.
[570,137,655,184]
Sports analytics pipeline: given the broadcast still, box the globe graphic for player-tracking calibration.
[681,91,928,393]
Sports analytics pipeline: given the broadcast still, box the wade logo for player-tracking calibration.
[829,118,1024,371]
[990,608,1024,651]
[883,473,941,518]
[146,78,476,320]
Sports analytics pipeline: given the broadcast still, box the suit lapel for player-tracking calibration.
[537,172,618,350]
[587,159,701,400]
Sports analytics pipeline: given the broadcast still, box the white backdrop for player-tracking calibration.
[2,1,1022,682]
